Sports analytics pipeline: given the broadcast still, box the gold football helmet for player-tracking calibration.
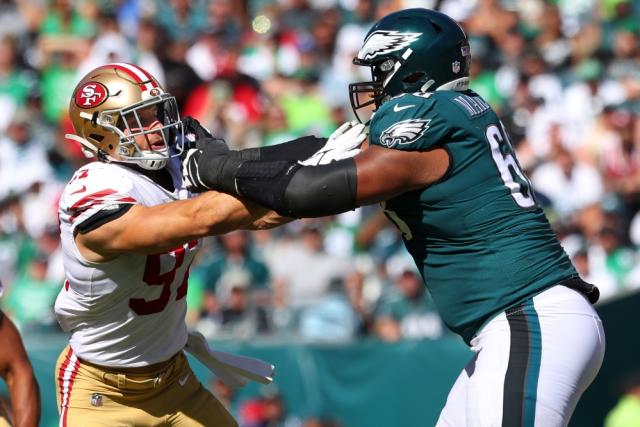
[67,62,183,170]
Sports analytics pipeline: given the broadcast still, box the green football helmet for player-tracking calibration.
[349,8,471,123]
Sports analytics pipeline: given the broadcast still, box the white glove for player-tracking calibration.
[299,121,367,166]
[184,331,274,388]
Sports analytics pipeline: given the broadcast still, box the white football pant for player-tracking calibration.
[437,285,605,427]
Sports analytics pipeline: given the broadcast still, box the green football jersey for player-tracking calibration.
[369,90,578,343]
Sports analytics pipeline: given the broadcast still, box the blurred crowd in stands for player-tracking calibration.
[5,0,640,424]
[1,0,640,358]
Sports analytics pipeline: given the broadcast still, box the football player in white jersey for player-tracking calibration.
[53,63,367,427]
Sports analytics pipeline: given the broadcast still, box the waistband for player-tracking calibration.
[78,351,182,376]
[79,351,184,392]
[557,276,600,304]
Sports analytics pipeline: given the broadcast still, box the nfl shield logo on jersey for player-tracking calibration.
[452,61,461,74]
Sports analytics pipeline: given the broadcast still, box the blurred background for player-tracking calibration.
[0,0,640,426]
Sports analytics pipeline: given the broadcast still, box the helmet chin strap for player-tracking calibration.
[135,148,169,170]
[65,133,104,159]
[137,158,168,170]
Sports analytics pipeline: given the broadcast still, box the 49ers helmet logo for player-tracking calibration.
[74,81,108,108]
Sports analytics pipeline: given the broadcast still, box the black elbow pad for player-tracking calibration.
[284,159,358,217]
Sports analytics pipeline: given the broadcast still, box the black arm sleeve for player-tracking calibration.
[238,136,327,162]
[234,158,358,218]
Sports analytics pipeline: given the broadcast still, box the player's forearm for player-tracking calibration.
[129,193,268,247]
[246,210,293,230]
[79,193,271,256]
[6,361,40,427]
[192,192,274,234]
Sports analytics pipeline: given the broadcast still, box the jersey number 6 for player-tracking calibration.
[486,123,535,209]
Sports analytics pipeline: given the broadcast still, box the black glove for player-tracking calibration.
[182,116,229,152]
[182,144,244,193]
[181,117,265,192]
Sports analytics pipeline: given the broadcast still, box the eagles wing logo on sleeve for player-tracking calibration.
[357,31,422,61]
[380,119,431,148]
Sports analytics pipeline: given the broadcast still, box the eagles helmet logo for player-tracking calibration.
[380,119,431,148]
[357,30,422,61]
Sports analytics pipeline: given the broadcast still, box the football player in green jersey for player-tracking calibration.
[183,8,605,427]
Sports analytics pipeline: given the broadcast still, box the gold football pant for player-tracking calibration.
[55,346,237,427]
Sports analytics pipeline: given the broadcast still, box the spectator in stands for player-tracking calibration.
[593,226,636,290]
[2,253,59,330]
[196,231,271,335]
[210,378,240,420]
[299,277,359,342]
[76,12,133,79]
[373,269,445,342]
[132,19,166,87]
[343,269,374,336]
[159,38,201,111]
[0,36,35,131]
[219,268,270,336]
[155,0,208,43]
[531,140,604,219]
[197,265,271,338]
[239,385,301,427]
[571,247,618,300]
[200,231,270,294]
[0,110,54,203]
[268,223,349,309]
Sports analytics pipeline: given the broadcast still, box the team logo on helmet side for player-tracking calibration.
[357,30,422,61]
[380,119,431,148]
[74,82,109,109]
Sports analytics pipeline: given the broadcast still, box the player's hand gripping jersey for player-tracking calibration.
[55,161,197,367]
[370,90,578,343]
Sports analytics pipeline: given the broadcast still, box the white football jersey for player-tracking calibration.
[55,160,199,367]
